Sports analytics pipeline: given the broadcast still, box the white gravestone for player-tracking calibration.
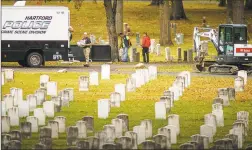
[18,100,29,117]
[55,116,66,133]
[140,120,152,138]
[48,120,59,139]
[164,125,177,144]
[34,108,45,126]
[1,101,6,116]
[173,81,183,96]
[168,114,180,135]
[4,94,14,110]
[65,88,74,101]
[59,90,70,107]
[43,101,55,118]
[47,81,57,96]
[110,92,121,107]
[136,70,144,87]
[76,120,87,138]
[238,70,247,85]
[204,113,217,135]
[165,47,171,61]
[200,125,214,143]
[133,125,146,145]
[115,84,126,101]
[27,94,37,112]
[4,69,14,81]
[7,107,19,126]
[40,75,50,89]
[2,72,5,85]
[126,78,136,92]
[218,88,229,106]
[230,128,243,149]
[103,125,116,143]
[169,86,180,101]
[26,116,39,133]
[89,71,99,86]
[212,104,224,127]
[101,64,110,80]
[79,76,89,91]
[34,89,46,105]
[234,76,244,92]
[131,73,140,88]
[98,99,110,119]
[178,72,189,88]
[10,88,22,106]
[156,44,161,56]
[237,111,249,126]
[148,66,157,80]
[2,116,11,133]
[150,39,156,53]
[155,102,166,119]
[112,118,123,138]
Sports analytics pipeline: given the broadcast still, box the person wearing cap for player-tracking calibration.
[82,32,92,67]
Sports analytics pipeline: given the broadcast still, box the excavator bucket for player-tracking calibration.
[196,64,205,72]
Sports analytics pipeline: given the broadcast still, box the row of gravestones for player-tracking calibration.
[97,66,158,119]
[155,71,191,119]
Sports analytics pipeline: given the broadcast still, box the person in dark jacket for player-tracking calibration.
[141,32,151,63]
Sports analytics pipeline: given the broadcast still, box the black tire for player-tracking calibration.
[18,60,27,67]
[26,52,43,67]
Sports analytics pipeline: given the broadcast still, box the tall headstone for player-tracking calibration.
[89,71,99,86]
[234,76,244,92]
[79,76,89,91]
[212,103,224,127]
[115,84,126,101]
[168,114,180,135]
[48,120,59,139]
[98,99,110,119]
[43,101,55,117]
[110,92,121,107]
[112,118,123,138]
[140,120,152,138]
[155,102,166,119]
[82,116,94,132]
[125,131,137,149]
[47,81,57,96]
[2,116,11,133]
[133,125,146,145]
[103,125,116,143]
[34,108,46,126]
[18,100,29,117]
[27,94,37,112]
[55,116,66,133]
[101,64,110,80]
[40,74,50,89]
[4,69,14,81]
[7,107,19,126]
[76,120,87,139]
[67,126,79,146]
[26,116,39,133]
[238,70,247,85]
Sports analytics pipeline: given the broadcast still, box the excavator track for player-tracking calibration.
[208,64,239,75]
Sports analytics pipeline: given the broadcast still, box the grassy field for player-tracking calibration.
[2,72,252,149]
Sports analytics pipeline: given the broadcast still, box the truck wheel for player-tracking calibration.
[26,52,43,67]
[18,60,27,67]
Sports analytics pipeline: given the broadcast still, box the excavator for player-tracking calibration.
[193,24,252,74]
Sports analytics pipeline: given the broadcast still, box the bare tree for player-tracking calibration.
[116,0,123,34]
[226,0,233,23]
[170,0,186,20]
[232,0,244,24]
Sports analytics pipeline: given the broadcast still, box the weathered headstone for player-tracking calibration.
[101,64,110,80]
[82,116,94,132]
[162,125,175,145]
[51,96,62,112]
[47,81,57,96]
[214,138,233,150]
[55,116,66,133]
[168,114,180,135]
[59,90,70,107]
[7,140,21,149]
[76,120,87,139]
[95,131,107,149]
[238,70,247,85]
[20,122,32,139]
[34,108,46,126]
[165,47,171,61]
[141,140,160,149]
[225,134,238,149]
[218,88,230,106]
[153,134,168,149]
[103,124,116,143]
[10,130,22,141]
[4,69,14,81]
[48,120,59,138]
[163,90,174,106]
[169,86,180,101]
[160,96,172,112]
[212,103,224,127]
[227,88,236,101]
[10,88,22,106]
[79,76,89,91]
[158,127,172,148]
[2,134,11,149]
[87,136,100,149]
[155,102,166,119]
[67,126,79,146]
[27,94,37,112]
[89,71,99,86]
[200,124,214,143]
[115,84,126,101]
[116,114,129,132]
[117,136,132,149]
[191,134,207,149]
[39,137,52,149]
[4,94,14,110]
[125,131,137,149]
[65,88,74,101]
[234,76,244,92]
[2,116,11,133]
[112,118,124,138]
[26,116,39,133]
[7,107,19,126]
[98,99,110,119]
[126,78,136,92]
[34,89,46,105]
[40,74,50,89]
[43,101,55,117]
[76,140,89,149]
[187,49,193,63]
[237,111,249,125]
[204,113,217,135]
[140,119,152,138]
[40,126,52,139]
[229,127,243,149]
[213,97,224,105]
[133,125,146,145]
[110,92,121,107]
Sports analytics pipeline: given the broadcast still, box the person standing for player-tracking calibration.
[69,26,74,41]
[82,32,92,67]
[141,32,151,63]
[119,33,131,62]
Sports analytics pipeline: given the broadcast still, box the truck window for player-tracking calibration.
[234,27,247,43]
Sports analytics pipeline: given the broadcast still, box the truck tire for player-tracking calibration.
[26,52,43,67]
[18,60,27,67]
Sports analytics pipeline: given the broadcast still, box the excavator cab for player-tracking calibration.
[218,24,247,56]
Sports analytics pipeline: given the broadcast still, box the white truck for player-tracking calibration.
[1,2,71,67]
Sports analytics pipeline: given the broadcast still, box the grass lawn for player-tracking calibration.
[2,72,252,149]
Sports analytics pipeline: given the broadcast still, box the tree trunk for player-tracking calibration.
[245,0,252,9]
[170,0,187,20]
[227,0,233,23]
[232,0,244,24]
[160,0,173,46]
[149,0,164,6]
[218,0,226,7]
[104,0,119,61]
[116,0,123,34]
